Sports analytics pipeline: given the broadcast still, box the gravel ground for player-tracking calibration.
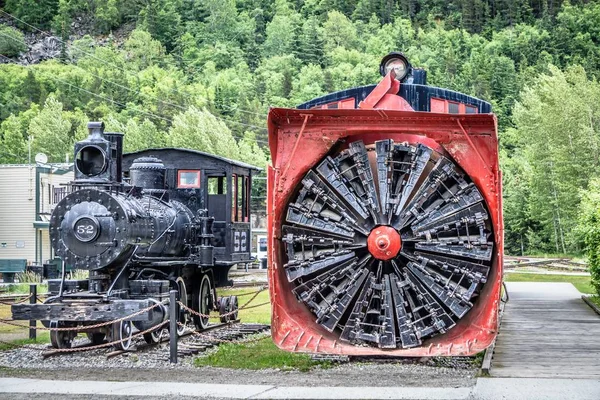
[0,326,268,371]
[0,320,478,391]
[0,362,477,388]
[0,337,477,389]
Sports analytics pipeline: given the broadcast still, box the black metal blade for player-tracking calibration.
[340,273,396,348]
[283,250,356,282]
[376,141,432,224]
[396,157,469,229]
[283,139,495,349]
[286,171,370,237]
[415,239,493,261]
[389,273,421,348]
[404,268,456,334]
[316,157,374,227]
[333,141,381,222]
[407,262,472,318]
[414,251,490,284]
[410,187,484,235]
[292,256,371,332]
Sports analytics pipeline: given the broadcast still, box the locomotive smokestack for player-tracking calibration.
[87,121,105,140]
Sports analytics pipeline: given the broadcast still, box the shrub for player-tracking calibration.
[16,271,42,283]
[577,178,600,295]
[69,269,89,280]
[0,24,27,57]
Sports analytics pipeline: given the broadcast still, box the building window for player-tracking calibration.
[177,170,201,188]
[259,237,267,252]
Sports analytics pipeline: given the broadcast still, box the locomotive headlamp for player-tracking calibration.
[75,145,107,177]
[380,52,411,81]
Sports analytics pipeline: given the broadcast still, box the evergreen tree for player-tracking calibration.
[5,0,59,29]
[139,0,181,51]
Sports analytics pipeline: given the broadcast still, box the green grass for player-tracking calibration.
[4,283,47,294]
[194,337,331,372]
[0,283,48,334]
[505,273,594,294]
[589,295,600,308]
[0,332,50,351]
[216,286,271,324]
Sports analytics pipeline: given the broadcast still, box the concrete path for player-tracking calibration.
[1,377,599,399]
[491,282,600,379]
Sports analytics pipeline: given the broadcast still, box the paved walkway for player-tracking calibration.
[491,282,600,379]
[0,377,599,399]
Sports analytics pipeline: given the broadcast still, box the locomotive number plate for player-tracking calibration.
[73,216,100,243]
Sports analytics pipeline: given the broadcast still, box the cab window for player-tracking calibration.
[232,174,250,222]
[177,170,201,188]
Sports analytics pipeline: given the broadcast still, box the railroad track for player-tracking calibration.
[103,320,238,359]
[228,281,269,288]
[41,321,270,360]
[175,323,270,359]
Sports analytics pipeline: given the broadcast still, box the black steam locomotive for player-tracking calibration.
[12,122,260,349]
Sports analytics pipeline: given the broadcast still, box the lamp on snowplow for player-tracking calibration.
[380,52,411,81]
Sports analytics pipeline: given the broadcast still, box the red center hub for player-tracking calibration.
[367,226,401,261]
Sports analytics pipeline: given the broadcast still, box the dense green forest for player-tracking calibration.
[1,0,600,273]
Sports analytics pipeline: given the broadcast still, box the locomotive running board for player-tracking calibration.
[12,299,156,322]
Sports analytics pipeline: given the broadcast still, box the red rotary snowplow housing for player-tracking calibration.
[266,75,502,357]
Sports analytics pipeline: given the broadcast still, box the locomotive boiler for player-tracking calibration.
[267,52,503,356]
[12,122,260,349]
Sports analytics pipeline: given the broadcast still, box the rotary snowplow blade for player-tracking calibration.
[267,108,502,356]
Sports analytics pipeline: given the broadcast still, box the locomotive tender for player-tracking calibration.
[267,52,503,356]
[12,122,260,349]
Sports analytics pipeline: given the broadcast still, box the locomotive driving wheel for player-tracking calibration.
[176,277,188,336]
[282,139,494,349]
[193,274,212,330]
[219,296,231,323]
[143,299,164,344]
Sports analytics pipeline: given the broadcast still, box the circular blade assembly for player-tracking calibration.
[281,139,494,349]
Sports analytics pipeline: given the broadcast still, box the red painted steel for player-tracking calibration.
[359,71,414,111]
[367,226,402,261]
[267,88,502,357]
